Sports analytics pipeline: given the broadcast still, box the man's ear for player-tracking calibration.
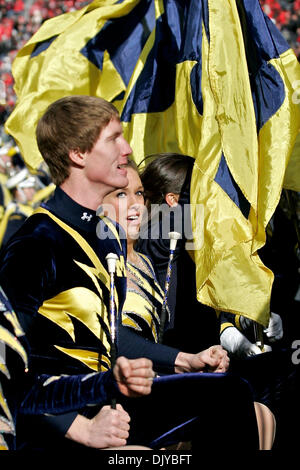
[69,149,86,167]
[165,192,179,207]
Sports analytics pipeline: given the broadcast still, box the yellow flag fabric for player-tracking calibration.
[5,0,300,326]
[189,1,300,326]
[284,131,300,192]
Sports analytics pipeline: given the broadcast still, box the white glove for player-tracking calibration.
[263,312,283,342]
[220,327,271,358]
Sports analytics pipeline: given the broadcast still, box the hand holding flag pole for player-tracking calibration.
[254,322,265,352]
[106,253,119,409]
[158,232,181,343]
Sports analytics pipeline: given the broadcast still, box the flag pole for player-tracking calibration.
[106,253,119,409]
[254,322,264,351]
[158,231,181,343]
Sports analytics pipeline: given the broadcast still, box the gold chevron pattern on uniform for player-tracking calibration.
[0,419,14,450]
[54,346,110,372]
[123,255,164,342]
[0,301,27,449]
[123,293,159,341]
[0,363,9,380]
[4,311,24,338]
[0,383,13,426]
[38,286,111,364]
[33,207,111,289]
[74,259,118,312]
[32,207,127,371]
[0,326,28,371]
[122,313,142,332]
[127,256,164,305]
[0,382,14,451]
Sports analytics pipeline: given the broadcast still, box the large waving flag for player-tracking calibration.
[5,0,300,326]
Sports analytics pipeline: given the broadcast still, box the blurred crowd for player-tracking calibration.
[0,0,89,141]
[260,0,300,56]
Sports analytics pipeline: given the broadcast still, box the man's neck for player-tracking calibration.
[60,178,104,211]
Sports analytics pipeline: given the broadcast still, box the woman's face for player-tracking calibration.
[102,166,146,241]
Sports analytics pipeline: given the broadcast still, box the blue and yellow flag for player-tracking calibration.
[5,0,300,325]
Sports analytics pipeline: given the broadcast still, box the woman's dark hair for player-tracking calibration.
[139,153,195,205]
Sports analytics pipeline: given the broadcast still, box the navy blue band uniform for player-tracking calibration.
[0,188,127,377]
[0,287,28,450]
[3,189,126,374]
[0,187,261,451]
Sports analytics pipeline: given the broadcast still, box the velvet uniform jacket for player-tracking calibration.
[0,189,128,435]
[0,208,127,376]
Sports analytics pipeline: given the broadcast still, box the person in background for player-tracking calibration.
[0,166,38,247]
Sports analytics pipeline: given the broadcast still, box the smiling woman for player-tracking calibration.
[103,161,163,342]
[103,160,146,249]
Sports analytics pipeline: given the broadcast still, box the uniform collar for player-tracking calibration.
[42,187,98,232]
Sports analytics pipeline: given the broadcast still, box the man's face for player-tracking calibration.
[83,117,132,194]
